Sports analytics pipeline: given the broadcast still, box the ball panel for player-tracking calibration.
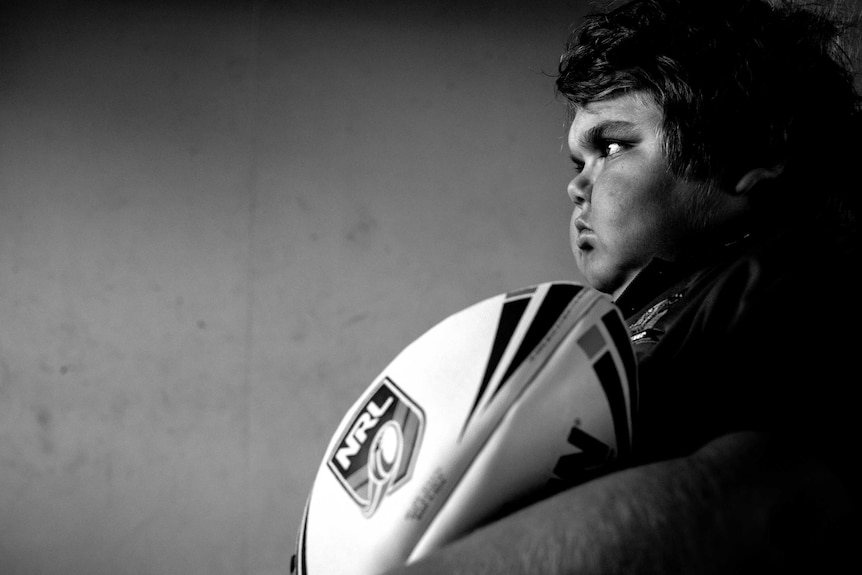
[409,296,629,560]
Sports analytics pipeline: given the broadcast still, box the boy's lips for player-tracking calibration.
[574,219,594,249]
[576,231,595,250]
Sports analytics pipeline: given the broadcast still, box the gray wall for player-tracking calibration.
[0,1,589,573]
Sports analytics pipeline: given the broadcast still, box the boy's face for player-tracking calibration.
[566,92,713,298]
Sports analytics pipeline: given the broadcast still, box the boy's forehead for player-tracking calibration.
[573,92,662,128]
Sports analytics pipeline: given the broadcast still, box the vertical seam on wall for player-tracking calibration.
[242,1,264,573]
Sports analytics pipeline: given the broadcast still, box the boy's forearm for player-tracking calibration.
[383,432,851,575]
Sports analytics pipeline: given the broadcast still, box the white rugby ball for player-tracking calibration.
[292,281,637,575]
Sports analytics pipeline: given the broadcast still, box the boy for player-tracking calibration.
[387,0,860,572]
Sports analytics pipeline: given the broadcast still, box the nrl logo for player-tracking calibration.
[327,377,425,517]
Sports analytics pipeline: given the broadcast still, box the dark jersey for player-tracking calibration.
[615,227,858,475]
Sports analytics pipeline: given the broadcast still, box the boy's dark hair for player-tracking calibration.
[557,0,860,221]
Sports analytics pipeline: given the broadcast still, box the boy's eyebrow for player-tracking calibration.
[576,120,638,149]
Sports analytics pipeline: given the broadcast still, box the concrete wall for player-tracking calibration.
[0,1,588,573]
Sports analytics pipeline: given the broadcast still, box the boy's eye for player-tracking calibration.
[603,141,626,157]
[569,139,629,173]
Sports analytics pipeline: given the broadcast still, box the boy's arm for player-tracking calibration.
[383,431,852,575]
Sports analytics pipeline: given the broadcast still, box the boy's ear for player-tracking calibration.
[734,166,783,195]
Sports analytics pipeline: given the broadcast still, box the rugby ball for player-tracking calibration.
[292,281,637,575]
